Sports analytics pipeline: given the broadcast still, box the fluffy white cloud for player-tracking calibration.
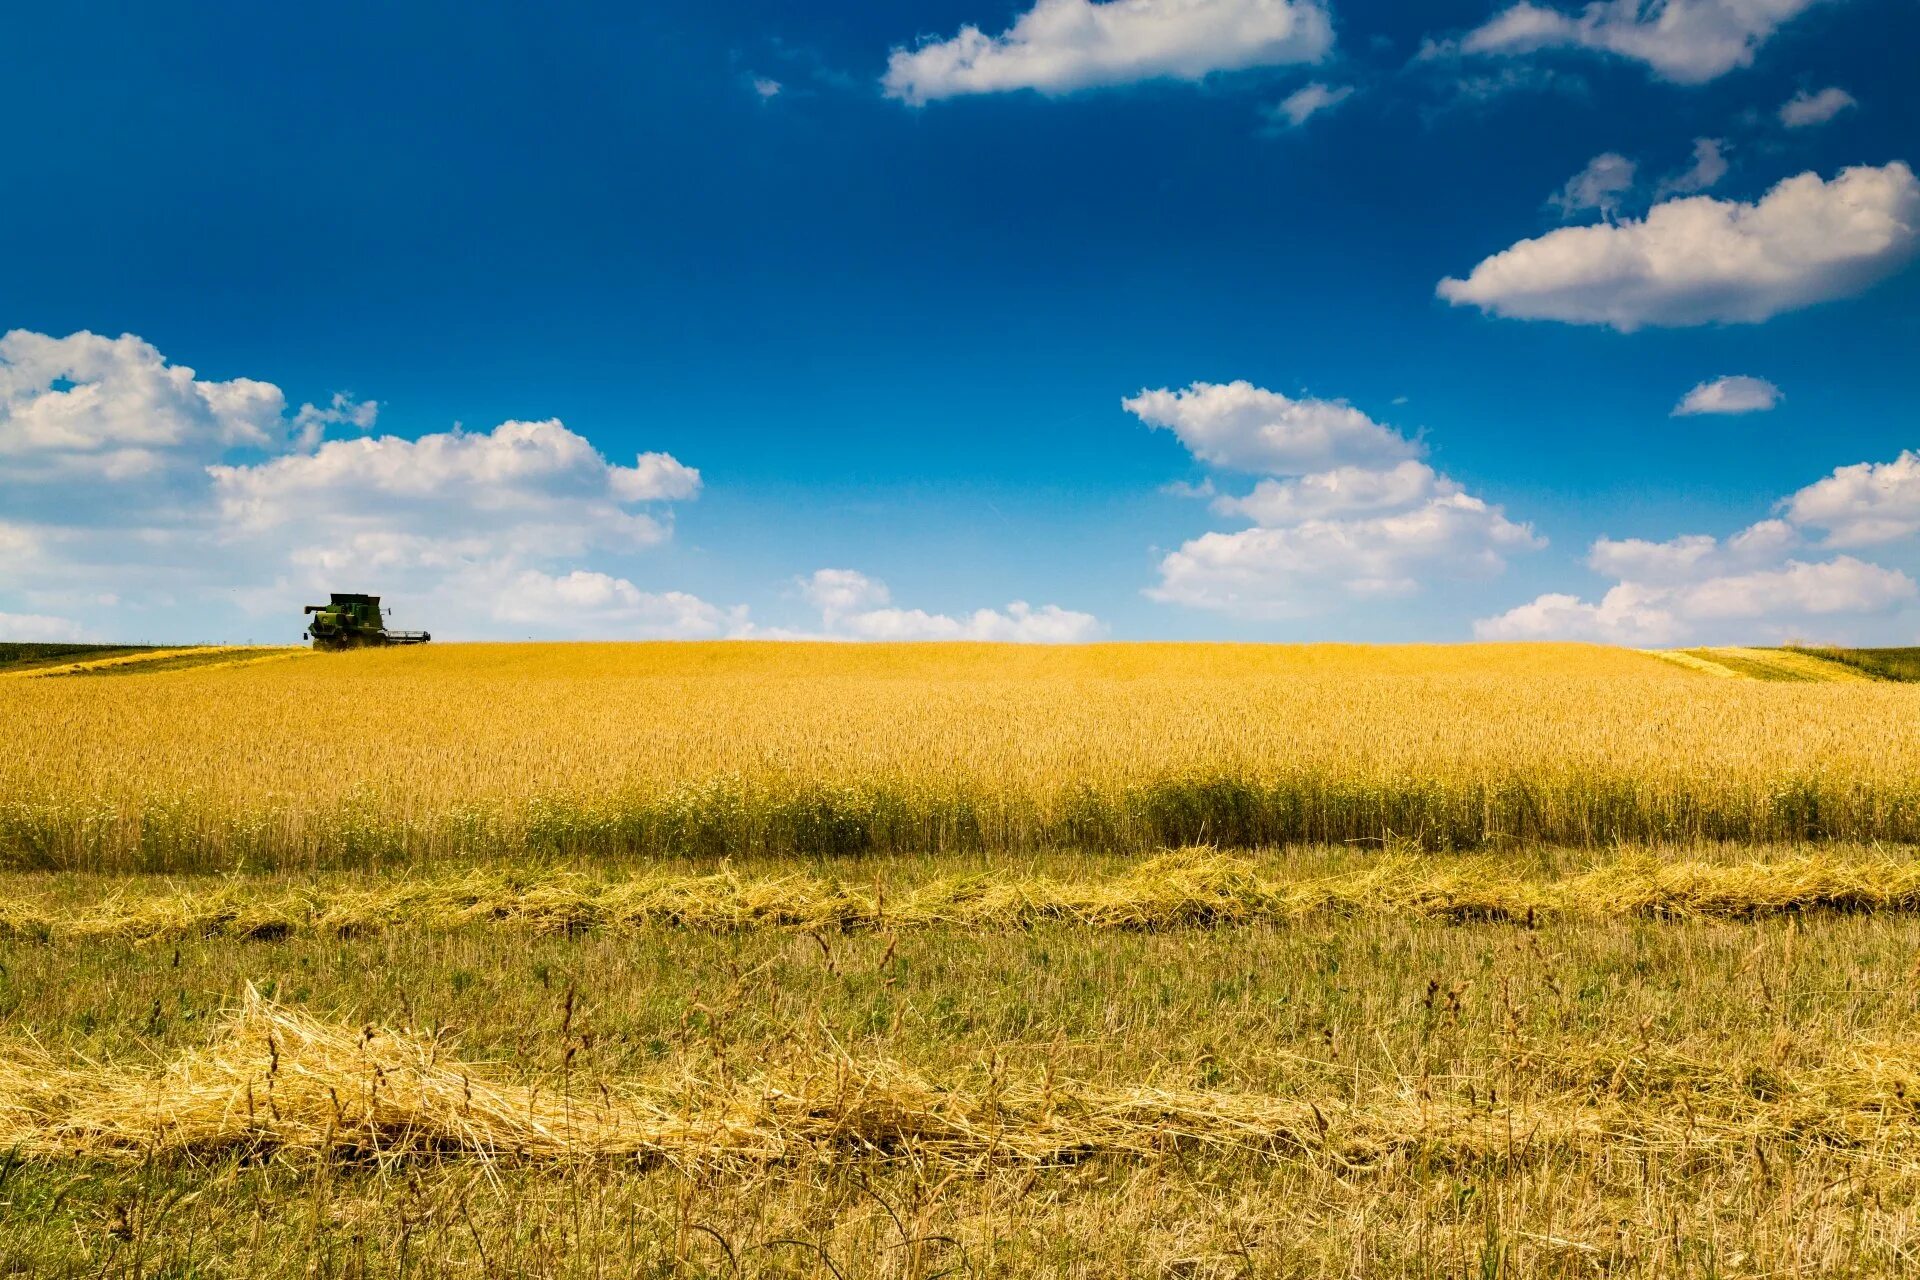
[1479,557,1916,642]
[1135,382,1539,617]
[291,393,379,451]
[1473,587,1688,644]
[1784,451,1920,546]
[1551,152,1636,220]
[1779,86,1856,128]
[0,330,716,641]
[882,0,1333,104]
[490,570,745,638]
[1153,492,1542,616]
[1479,457,1920,645]
[1453,0,1827,85]
[787,569,1104,642]
[841,601,1106,642]
[1123,381,1421,474]
[0,611,93,642]
[0,329,284,480]
[1267,81,1353,127]
[1655,137,1728,198]
[1439,162,1920,330]
[209,419,697,565]
[799,567,895,616]
[1672,374,1781,415]
[1586,519,1797,584]
[1679,557,1914,618]
[1549,141,1726,222]
[1211,460,1453,524]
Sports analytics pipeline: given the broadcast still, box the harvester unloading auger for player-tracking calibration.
[303,594,431,651]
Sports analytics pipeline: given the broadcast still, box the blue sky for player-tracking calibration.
[2,0,1916,644]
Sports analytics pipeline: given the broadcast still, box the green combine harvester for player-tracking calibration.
[303,593,431,651]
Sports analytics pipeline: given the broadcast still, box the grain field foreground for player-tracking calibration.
[7,859,1920,1276]
[8,641,1920,871]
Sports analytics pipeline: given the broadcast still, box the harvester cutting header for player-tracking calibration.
[303,594,431,650]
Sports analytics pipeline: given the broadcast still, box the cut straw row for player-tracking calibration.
[7,850,1920,945]
[7,987,1920,1170]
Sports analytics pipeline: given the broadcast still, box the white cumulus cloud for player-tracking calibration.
[799,567,895,617]
[1153,492,1542,616]
[1672,374,1781,415]
[490,570,746,638]
[1211,460,1454,524]
[1586,519,1797,584]
[209,419,697,563]
[290,393,379,451]
[1439,161,1920,330]
[0,329,284,480]
[1784,451,1920,547]
[0,330,718,641]
[1451,0,1828,85]
[786,569,1104,642]
[882,0,1333,104]
[1779,86,1856,128]
[1478,451,1920,645]
[1123,380,1422,474]
[1133,382,1539,617]
[1477,558,1917,644]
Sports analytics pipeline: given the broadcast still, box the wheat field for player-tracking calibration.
[6,641,1920,871]
[9,641,1920,1276]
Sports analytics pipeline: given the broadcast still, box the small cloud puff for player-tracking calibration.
[1266,81,1353,128]
[882,0,1333,104]
[1672,375,1780,416]
[1779,86,1855,128]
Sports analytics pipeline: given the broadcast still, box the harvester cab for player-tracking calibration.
[303,593,431,651]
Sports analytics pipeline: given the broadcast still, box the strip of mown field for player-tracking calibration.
[0,641,167,672]
[0,645,308,680]
[1789,645,1920,682]
[11,848,1920,943]
[1652,646,1879,682]
[7,888,1920,1275]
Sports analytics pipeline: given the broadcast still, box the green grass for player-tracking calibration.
[1788,646,1920,682]
[7,846,1920,1276]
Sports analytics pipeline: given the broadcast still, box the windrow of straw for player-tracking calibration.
[10,850,1920,944]
[7,989,1920,1171]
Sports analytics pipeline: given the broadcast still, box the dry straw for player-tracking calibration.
[5,988,1920,1172]
[9,849,1920,945]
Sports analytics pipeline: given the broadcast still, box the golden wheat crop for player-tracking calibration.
[5,641,1920,869]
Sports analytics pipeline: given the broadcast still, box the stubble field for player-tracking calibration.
[5,641,1920,1277]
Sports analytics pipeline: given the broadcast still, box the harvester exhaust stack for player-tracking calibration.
[303,593,431,651]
